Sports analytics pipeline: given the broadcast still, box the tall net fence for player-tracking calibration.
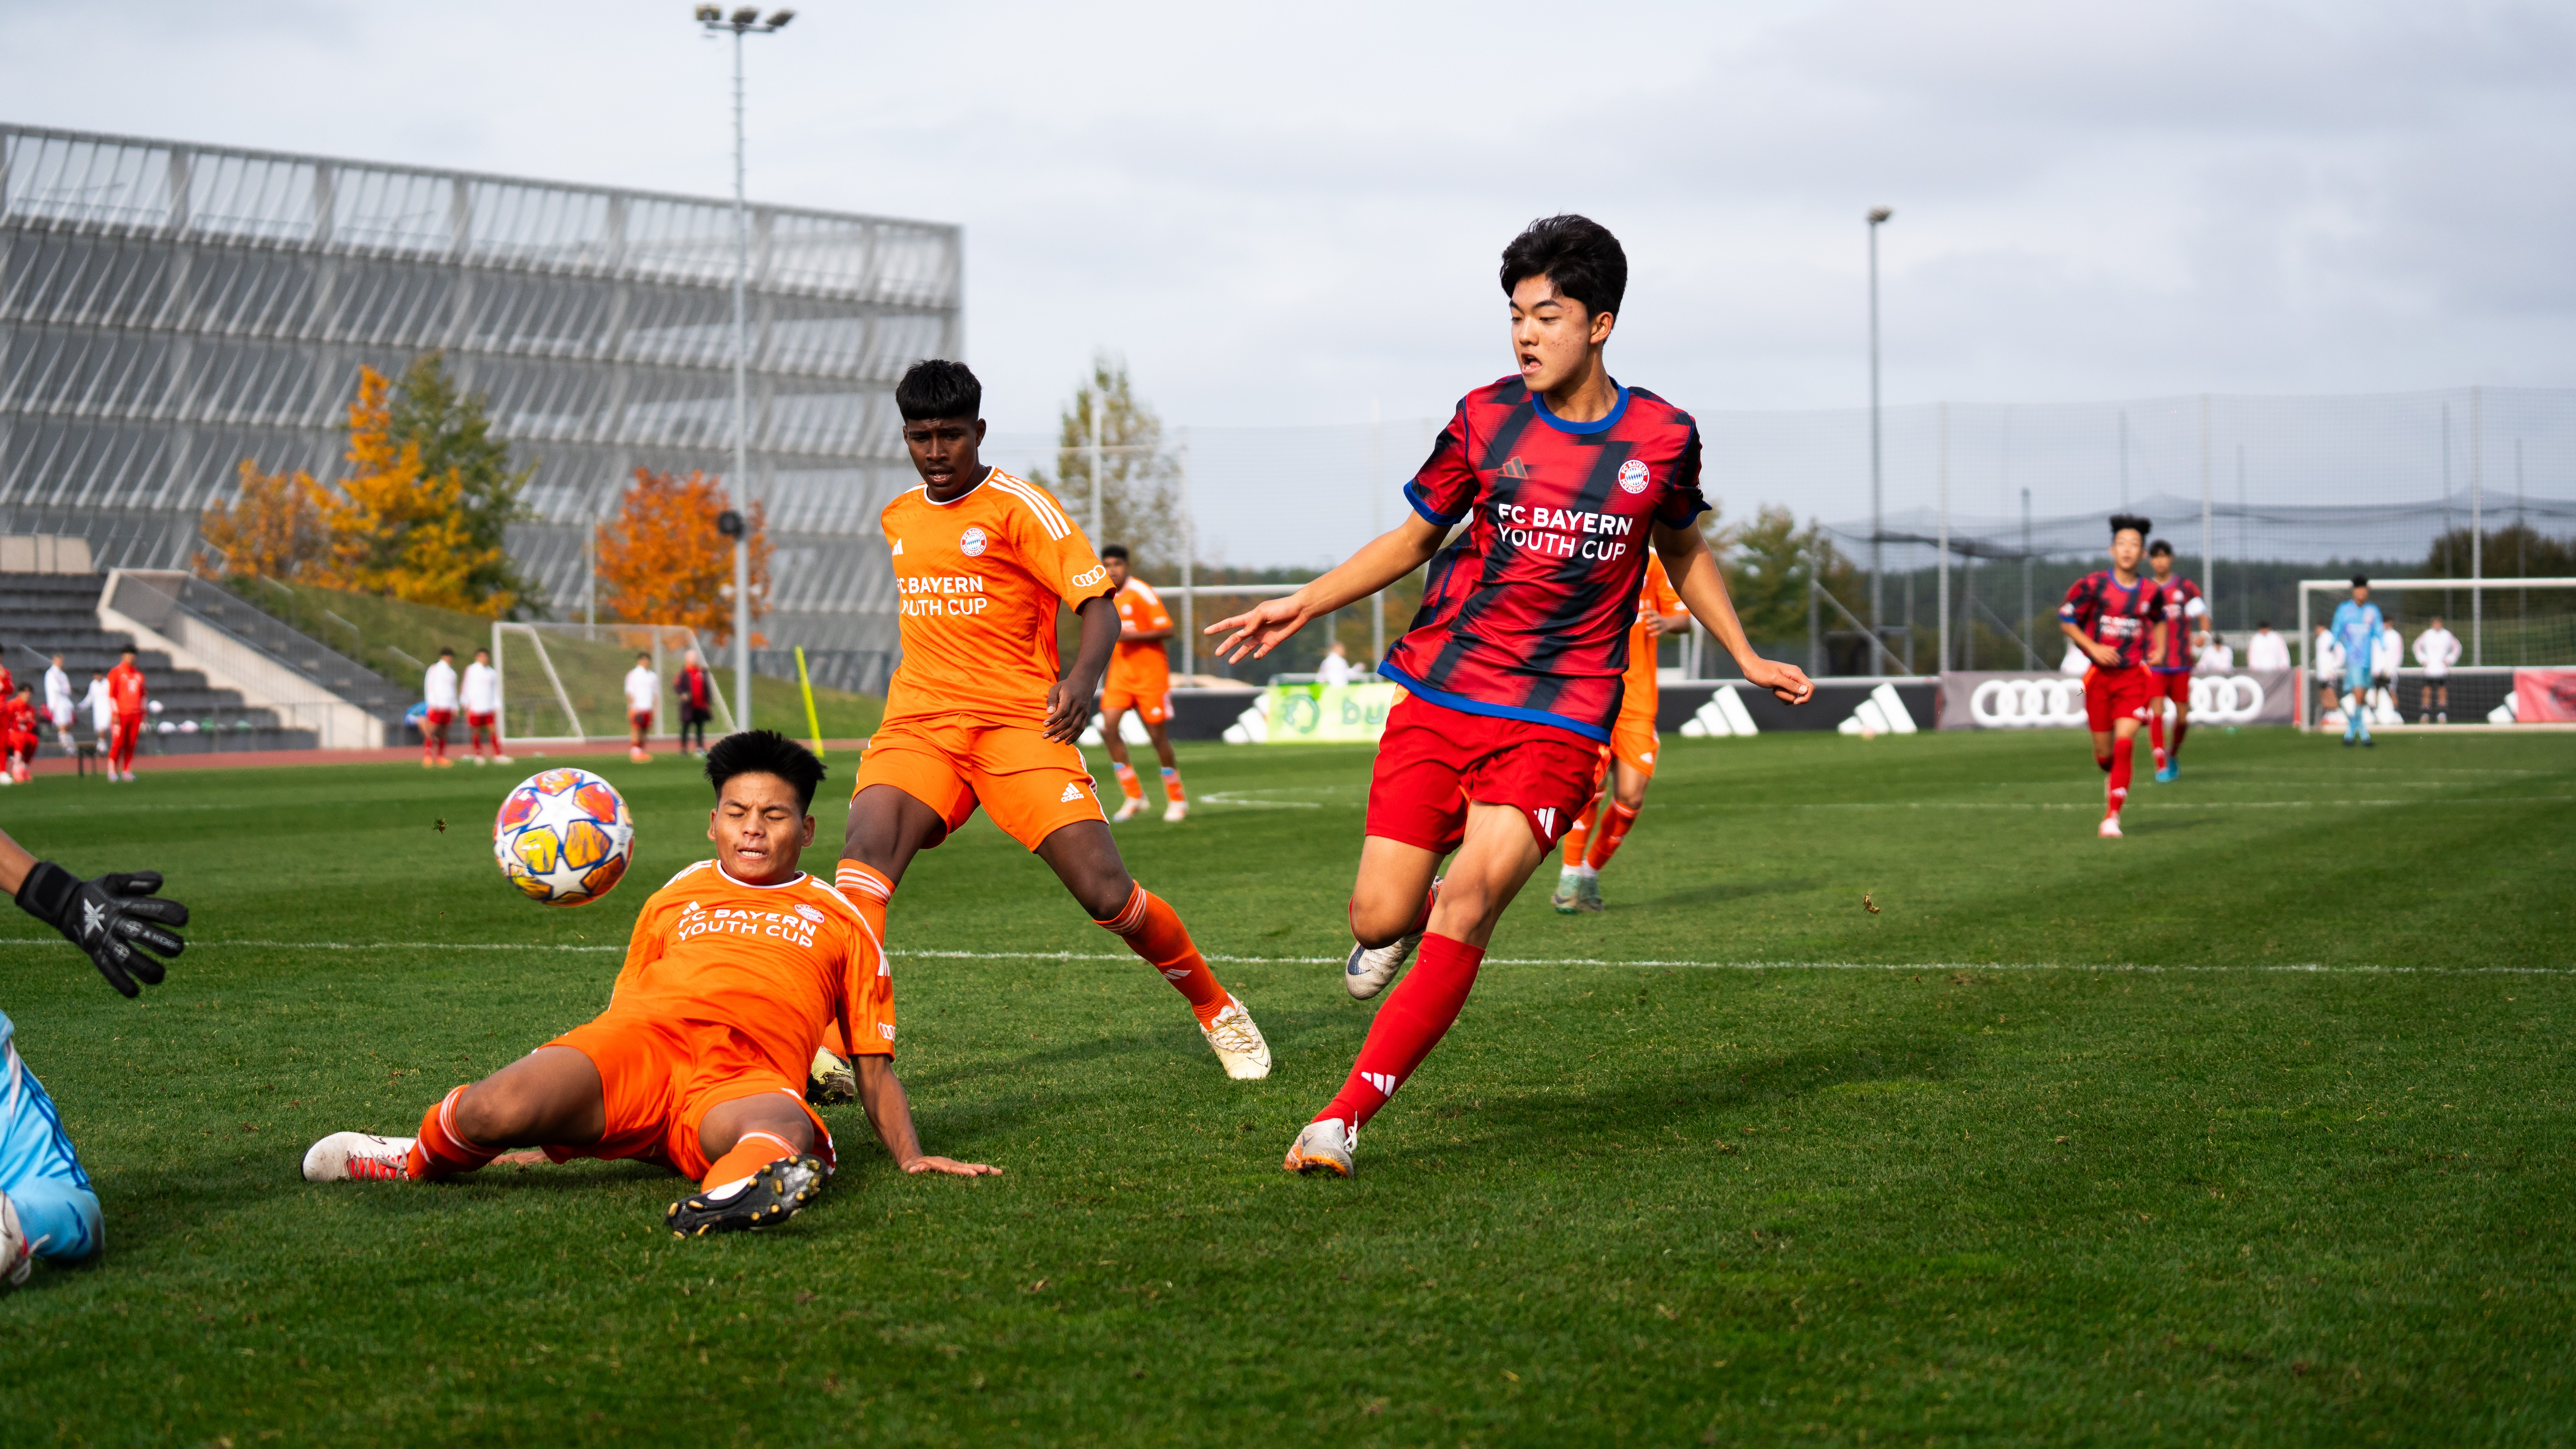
[992,385,2576,678]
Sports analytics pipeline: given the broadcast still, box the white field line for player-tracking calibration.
[1798,797,2576,810]
[1,938,2564,975]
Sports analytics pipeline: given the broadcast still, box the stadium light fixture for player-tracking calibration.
[1867,207,1893,647]
[694,3,797,731]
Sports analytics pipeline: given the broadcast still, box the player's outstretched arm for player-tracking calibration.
[1044,594,1122,743]
[1653,524,1814,704]
[853,1055,1000,1177]
[0,827,186,998]
[1205,514,1446,663]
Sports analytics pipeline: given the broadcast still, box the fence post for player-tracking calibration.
[2470,385,2483,666]
[1936,402,1950,674]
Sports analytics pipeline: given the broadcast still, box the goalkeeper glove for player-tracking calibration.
[14,863,188,998]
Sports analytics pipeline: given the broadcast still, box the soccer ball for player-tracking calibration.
[493,768,635,907]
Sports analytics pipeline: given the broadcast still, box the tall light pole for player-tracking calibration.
[696,4,794,733]
[1866,207,1892,647]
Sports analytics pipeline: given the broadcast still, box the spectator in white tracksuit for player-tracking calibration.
[2246,623,2292,674]
[2313,628,2346,723]
[2412,616,2461,723]
[42,655,73,748]
[421,648,459,768]
[2370,624,2405,719]
[80,672,111,744]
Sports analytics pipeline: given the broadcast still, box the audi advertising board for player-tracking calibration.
[1938,671,2296,730]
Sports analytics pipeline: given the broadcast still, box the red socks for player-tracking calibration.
[406,1085,498,1181]
[2107,736,2134,815]
[1585,802,1640,871]
[2148,708,2166,769]
[1313,934,1485,1134]
[1097,884,1231,1026]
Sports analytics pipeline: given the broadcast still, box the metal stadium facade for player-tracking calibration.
[0,122,960,665]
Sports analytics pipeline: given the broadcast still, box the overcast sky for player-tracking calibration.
[6,0,2570,438]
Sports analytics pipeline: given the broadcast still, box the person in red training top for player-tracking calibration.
[2142,539,2205,783]
[105,648,147,784]
[300,730,996,1236]
[2058,514,2168,838]
[1208,215,1814,1179]
[0,687,39,784]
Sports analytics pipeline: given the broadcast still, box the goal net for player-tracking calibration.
[493,623,738,745]
[2295,576,2576,730]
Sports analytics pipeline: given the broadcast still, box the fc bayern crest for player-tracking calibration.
[1617,459,1651,494]
[960,526,989,557]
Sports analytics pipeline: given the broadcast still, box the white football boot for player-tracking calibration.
[0,1191,31,1289]
[1199,997,1272,1080]
[1111,795,1144,823]
[303,1132,416,1182]
[1283,1119,1356,1178]
[1162,797,1187,823]
[2098,814,2123,839]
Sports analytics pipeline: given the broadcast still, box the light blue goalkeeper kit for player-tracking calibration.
[0,1008,104,1264]
[2330,599,2384,742]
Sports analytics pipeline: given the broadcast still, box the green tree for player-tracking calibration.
[389,351,543,614]
[1030,352,1184,575]
[1720,504,1861,647]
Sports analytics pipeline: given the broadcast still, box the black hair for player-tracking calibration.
[2108,513,2152,539]
[705,729,826,812]
[2258,620,2272,629]
[1098,544,1130,562]
[636,651,651,663]
[896,359,982,422]
[2146,539,2174,558]
[438,646,455,658]
[2351,575,2369,588]
[1500,214,1627,320]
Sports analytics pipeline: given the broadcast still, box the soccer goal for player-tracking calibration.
[492,623,738,746]
[2294,576,2576,731]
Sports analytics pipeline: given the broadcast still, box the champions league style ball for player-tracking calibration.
[493,768,635,906]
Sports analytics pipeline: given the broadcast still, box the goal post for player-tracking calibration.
[492,623,739,746]
[2294,576,2576,731]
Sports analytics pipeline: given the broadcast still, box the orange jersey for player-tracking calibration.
[611,860,897,1071]
[1620,555,1683,720]
[1105,577,1173,697]
[880,468,1112,729]
[108,661,147,716]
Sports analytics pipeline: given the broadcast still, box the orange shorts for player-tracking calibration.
[853,715,1105,851]
[543,1008,832,1182]
[1099,687,1170,725]
[1607,701,1659,778]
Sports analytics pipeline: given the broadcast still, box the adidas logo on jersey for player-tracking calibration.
[890,538,903,556]
[1362,1071,1399,1096]
[1060,781,1087,803]
[1498,456,1531,480]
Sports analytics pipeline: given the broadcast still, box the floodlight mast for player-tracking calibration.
[1866,207,1892,651]
[696,3,794,733]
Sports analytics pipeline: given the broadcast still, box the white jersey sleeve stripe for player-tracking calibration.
[992,477,1071,539]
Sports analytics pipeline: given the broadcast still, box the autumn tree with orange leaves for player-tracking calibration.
[300,366,517,615]
[197,458,331,580]
[594,467,770,644]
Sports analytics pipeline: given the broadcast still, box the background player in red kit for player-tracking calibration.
[2058,515,2168,838]
[1208,215,1813,1178]
[105,648,147,784]
[2143,539,2205,783]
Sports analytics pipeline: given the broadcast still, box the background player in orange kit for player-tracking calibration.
[301,731,995,1237]
[1552,553,1688,913]
[105,647,147,784]
[826,360,1270,1084]
[1096,544,1188,823]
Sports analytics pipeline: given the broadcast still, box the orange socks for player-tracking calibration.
[700,1131,801,1196]
[1113,762,1144,803]
[834,860,892,942]
[1585,802,1640,871]
[1561,797,1598,867]
[1096,883,1230,1026]
[1161,766,1185,803]
[406,1085,498,1181]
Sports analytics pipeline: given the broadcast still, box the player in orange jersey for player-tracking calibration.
[823,360,1270,1085]
[1096,544,1188,823]
[301,731,996,1237]
[104,648,147,784]
[1551,554,1689,913]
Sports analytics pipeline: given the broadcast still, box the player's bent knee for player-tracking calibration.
[11,1181,104,1262]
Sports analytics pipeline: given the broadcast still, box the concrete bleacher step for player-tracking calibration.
[0,572,319,754]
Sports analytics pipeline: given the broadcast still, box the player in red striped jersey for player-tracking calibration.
[2143,540,2205,782]
[2058,515,2170,838]
[1208,215,1814,1178]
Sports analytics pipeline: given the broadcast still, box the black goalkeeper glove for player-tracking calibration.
[14,862,188,998]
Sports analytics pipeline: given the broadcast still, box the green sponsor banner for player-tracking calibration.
[1262,680,1405,743]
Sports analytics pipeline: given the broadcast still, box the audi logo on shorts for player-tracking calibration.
[1967,675,2269,729]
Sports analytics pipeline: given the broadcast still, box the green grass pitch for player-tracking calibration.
[0,727,2570,1446]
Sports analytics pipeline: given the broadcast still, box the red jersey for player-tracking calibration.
[1381,378,1711,742]
[0,697,30,738]
[2059,570,2161,670]
[0,666,13,701]
[108,661,147,717]
[2151,576,2205,673]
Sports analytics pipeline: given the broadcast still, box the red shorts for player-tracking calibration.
[422,709,454,735]
[4,731,36,759]
[466,711,497,731]
[2152,671,2191,707]
[629,710,654,731]
[2083,666,2155,731]
[1365,694,1601,852]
